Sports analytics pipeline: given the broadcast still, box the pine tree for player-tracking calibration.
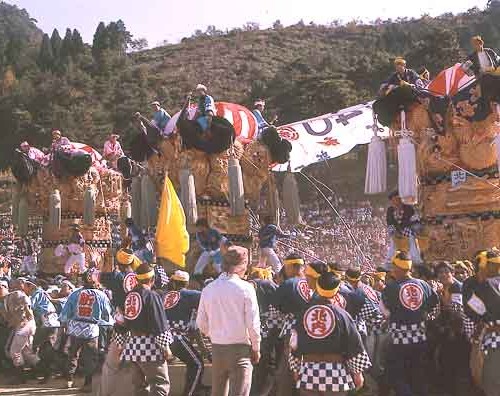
[37,33,54,71]
[60,28,73,60]
[71,29,85,57]
[50,29,62,61]
[92,22,108,61]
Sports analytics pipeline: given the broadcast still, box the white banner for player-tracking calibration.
[275,102,390,172]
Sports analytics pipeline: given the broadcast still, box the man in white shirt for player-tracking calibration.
[197,245,261,396]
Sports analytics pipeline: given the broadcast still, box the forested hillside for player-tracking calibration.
[0,1,499,169]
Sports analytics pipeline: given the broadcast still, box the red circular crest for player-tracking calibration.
[361,284,379,303]
[297,279,312,302]
[123,273,138,293]
[124,292,142,320]
[303,305,336,339]
[399,283,424,311]
[163,291,181,310]
[332,293,347,309]
[278,126,300,141]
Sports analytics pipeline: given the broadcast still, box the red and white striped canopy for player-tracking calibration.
[164,102,258,143]
[70,142,103,163]
[427,63,475,97]
[215,102,258,143]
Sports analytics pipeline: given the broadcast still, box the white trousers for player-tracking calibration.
[6,320,39,368]
[194,251,222,275]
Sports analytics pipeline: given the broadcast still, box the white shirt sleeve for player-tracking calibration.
[196,291,209,336]
[244,285,261,351]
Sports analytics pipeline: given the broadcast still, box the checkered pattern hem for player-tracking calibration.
[428,305,441,321]
[168,320,188,339]
[482,323,500,354]
[346,350,371,373]
[155,330,174,350]
[356,319,367,337]
[262,305,282,338]
[279,314,296,339]
[449,303,476,340]
[297,361,355,392]
[359,301,384,330]
[111,331,128,347]
[389,322,427,345]
[288,352,301,375]
[122,335,167,362]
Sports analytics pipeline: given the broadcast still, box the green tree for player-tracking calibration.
[92,22,108,61]
[60,28,73,60]
[37,33,54,71]
[50,28,62,61]
[71,29,85,57]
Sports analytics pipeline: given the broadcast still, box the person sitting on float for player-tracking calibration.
[418,67,431,86]
[466,35,500,77]
[252,99,277,137]
[19,141,45,164]
[465,35,500,118]
[379,57,424,97]
[151,101,171,132]
[50,130,71,153]
[194,84,216,134]
[103,133,124,169]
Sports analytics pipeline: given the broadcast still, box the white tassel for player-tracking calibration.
[228,157,245,216]
[49,189,61,229]
[364,135,387,194]
[179,167,198,225]
[83,187,96,226]
[397,136,417,201]
[283,170,303,225]
[494,133,500,175]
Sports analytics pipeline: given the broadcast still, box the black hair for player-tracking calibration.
[195,218,209,227]
[434,261,453,275]
[317,272,341,292]
[308,261,328,276]
[346,269,361,279]
[388,190,399,200]
[393,250,411,261]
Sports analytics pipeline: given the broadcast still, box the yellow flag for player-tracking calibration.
[156,176,189,267]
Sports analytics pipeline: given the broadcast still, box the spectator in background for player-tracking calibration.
[197,245,261,396]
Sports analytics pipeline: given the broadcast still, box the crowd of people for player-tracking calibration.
[2,226,500,396]
[277,201,387,269]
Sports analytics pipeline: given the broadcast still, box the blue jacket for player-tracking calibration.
[60,287,114,339]
[153,108,171,131]
[197,95,215,116]
[196,228,223,252]
[382,277,438,325]
[258,224,287,249]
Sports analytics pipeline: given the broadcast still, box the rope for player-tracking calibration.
[247,207,328,265]
[436,155,500,193]
[298,171,371,269]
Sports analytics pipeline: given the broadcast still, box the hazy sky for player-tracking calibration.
[12,0,487,47]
